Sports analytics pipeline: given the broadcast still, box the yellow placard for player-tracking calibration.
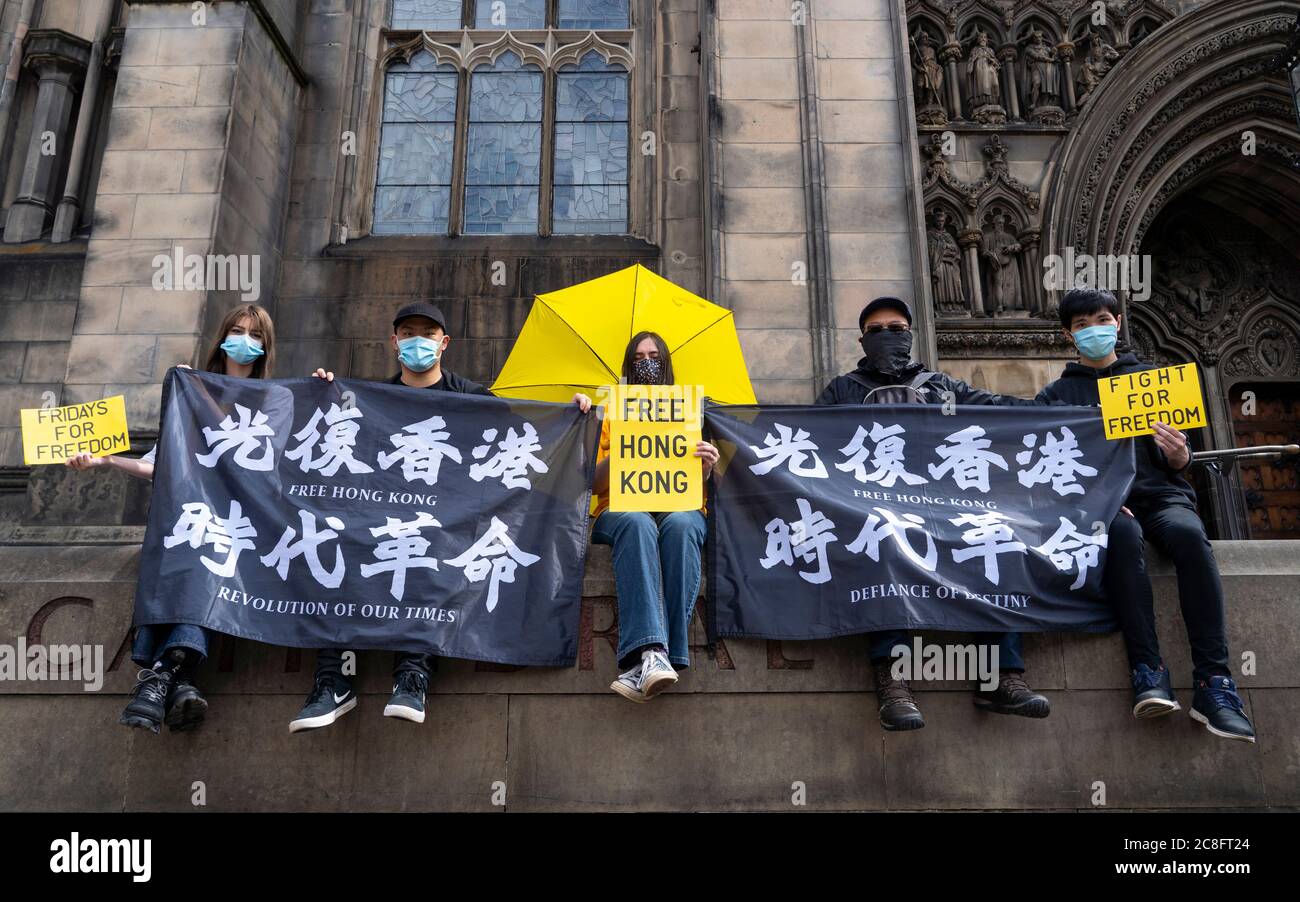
[1097,363,1206,440]
[20,396,131,465]
[607,384,703,513]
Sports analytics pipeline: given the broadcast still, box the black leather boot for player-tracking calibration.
[873,659,925,731]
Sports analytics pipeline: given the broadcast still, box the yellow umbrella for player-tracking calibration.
[490,263,757,404]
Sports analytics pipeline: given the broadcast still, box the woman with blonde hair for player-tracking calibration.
[66,303,276,733]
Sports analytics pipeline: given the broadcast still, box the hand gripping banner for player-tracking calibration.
[135,369,599,666]
[705,404,1136,640]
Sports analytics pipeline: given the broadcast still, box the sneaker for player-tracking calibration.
[289,676,356,733]
[974,671,1050,718]
[383,670,428,723]
[1190,675,1256,743]
[872,659,925,732]
[164,676,209,733]
[119,666,176,733]
[639,649,678,699]
[609,662,647,703]
[1131,663,1180,719]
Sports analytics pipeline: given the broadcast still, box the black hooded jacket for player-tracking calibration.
[815,359,1041,408]
[1034,352,1196,510]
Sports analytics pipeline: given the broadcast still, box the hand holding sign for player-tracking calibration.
[1152,421,1191,470]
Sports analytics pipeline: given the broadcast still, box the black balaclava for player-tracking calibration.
[859,329,914,375]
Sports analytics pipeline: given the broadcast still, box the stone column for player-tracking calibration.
[998,43,1020,120]
[1018,226,1043,316]
[2,30,91,243]
[941,41,962,119]
[1057,41,1077,112]
[958,228,986,317]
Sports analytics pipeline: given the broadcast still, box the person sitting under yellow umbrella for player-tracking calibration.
[493,265,754,702]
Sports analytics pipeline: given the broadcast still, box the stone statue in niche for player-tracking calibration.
[912,29,947,125]
[1075,28,1118,106]
[965,30,1005,124]
[927,210,967,315]
[1023,29,1064,124]
[980,213,1023,314]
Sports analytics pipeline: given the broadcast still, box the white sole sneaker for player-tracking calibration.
[640,669,679,699]
[1133,697,1181,719]
[1189,707,1256,743]
[289,696,357,733]
[610,679,647,703]
[383,703,426,723]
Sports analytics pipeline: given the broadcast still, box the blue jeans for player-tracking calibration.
[591,510,706,669]
[131,623,211,668]
[868,630,1024,672]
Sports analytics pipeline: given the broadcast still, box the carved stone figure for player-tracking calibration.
[928,210,966,315]
[912,30,947,125]
[980,213,1023,314]
[1025,30,1060,109]
[967,31,999,103]
[1075,29,1118,106]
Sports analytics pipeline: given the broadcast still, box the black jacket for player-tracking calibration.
[815,359,1041,408]
[388,369,491,396]
[1034,352,1196,509]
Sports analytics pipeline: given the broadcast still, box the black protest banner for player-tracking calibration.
[135,369,599,666]
[705,404,1136,639]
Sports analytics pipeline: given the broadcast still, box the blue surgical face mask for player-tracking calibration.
[221,333,264,365]
[1072,324,1117,360]
[398,335,441,372]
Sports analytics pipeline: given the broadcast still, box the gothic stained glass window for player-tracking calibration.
[390,0,464,29]
[552,52,628,234]
[557,0,629,29]
[474,0,546,30]
[463,52,544,234]
[373,51,459,235]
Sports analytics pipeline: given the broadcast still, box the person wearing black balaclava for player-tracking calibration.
[816,297,1050,732]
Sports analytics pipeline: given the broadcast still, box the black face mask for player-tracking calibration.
[859,329,914,375]
[631,356,664,385]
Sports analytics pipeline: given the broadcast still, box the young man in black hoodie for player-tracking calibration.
[816,296,1050,732]
[1036,288,1255,742]
[290,302,492,733]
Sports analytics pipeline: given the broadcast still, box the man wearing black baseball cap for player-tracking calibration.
[816,296,1050,732]
[293,300,493,734]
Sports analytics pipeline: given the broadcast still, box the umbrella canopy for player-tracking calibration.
[490,264,757,404]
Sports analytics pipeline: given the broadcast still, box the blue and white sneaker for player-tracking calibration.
[638,649,678,699]
[289,676,356,733]
[384,670,428,723]
[610,661,647,703]
[1131,663,1180,719]
[1190,675,1256,743]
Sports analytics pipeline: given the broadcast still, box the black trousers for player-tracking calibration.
[315,648,434,683]
[1103,501,1230,684]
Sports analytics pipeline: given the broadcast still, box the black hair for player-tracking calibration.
[1058,288,1119,329]
[621,331,674,384]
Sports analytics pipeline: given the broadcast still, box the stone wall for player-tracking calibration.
[0,539,1295,811]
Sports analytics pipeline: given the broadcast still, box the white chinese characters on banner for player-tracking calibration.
[469,424,548,490]
[846,506,938,572]
[195,404,275,471]
[1034,516,1108,590]
[261,510,347,589]
[749,424,829,478]
[163,500,258,578]
[836,422,929,488]
[1015,427,1098,496]
[444,516,541,611]
[949,511,1027,585]
[759,497,838,584]
[928,425,1009,493]
[360,511,444,602]
[377,415,463,485]
[287,403,375,476]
